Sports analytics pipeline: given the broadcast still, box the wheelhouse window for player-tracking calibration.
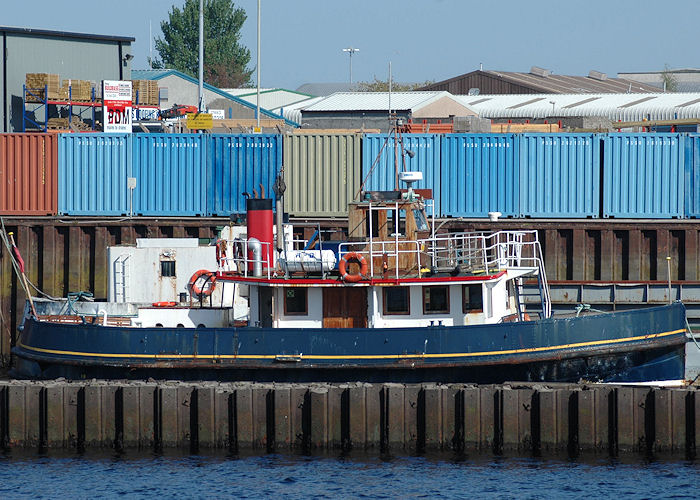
[383,287,410,315]
[284,288,308,315]
[413,209,429,231]
[387,209,406,236]
[462,284,483,313]
[160,260,176,277]
[423,286,449,314]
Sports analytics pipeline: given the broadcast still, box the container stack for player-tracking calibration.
[25,73,60,101]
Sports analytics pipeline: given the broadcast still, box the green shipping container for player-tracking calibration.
[283,133,361,217]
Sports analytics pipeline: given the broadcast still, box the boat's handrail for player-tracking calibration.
[218,229,550,307]
[338,240,423,279]
[220,238,274,278]
[425,230,543,274]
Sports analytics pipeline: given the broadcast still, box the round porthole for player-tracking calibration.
[177,323,185,328]
[155,323,163,328]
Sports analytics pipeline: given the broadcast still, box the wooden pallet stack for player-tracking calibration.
[147,80,159,105]
[59,80,93,101]
[46,115,91,131]
[131,80,159,105]
[25,73,60,101]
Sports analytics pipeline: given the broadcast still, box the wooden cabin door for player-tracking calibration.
[322,288,368,328]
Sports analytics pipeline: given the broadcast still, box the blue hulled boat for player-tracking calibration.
[11,184,688,383]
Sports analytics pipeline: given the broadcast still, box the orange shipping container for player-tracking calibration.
[0,134,58,215]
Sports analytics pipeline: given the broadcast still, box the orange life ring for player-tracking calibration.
[152,301,177,307]
[339,252,368,283]
[188,269,217,296]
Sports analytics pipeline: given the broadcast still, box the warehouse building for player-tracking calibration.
[421,67,661,95]
[619,68,700,92]
[132,69,297,128]
[299,91,476,131]
[1,26,134,132]
[458,92,700,130]
[221,88,314,114]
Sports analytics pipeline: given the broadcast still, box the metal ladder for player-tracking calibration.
[533,241,552,319]
[113,254,130,303]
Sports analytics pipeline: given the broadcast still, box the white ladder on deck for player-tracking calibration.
[113,254,130,303]
[534,242,552,319]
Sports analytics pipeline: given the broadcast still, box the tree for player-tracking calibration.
[356,77,435,92]
[154,0,253,88]
[660,64,678,92]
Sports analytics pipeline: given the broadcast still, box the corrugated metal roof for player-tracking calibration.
[422,70,661,94]
[456,93,700,121]
[303,92,452,112]
[221,88,276,96]
[0,25,134,42]
[295,83,357,96]
[280,96,324,124]
[129,69,299,127]
[235,89,314,111]
[482,71,660,94]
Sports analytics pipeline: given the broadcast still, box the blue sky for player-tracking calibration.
[3,0,698,90]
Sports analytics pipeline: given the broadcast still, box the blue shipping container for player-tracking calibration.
[603,134,684,218]
[58,134,132,215]
[441,134,518,218]
[685,135,700,218]
[362,134,441,215]
[519,134,600,218]
[208,134,282,215]
[132,134,208,216]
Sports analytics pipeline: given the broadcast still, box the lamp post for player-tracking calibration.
[256,0,261,129]
[198,0,204,112]
[342,47,359,85]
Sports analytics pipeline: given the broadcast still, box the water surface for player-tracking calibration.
[0,452,696,499]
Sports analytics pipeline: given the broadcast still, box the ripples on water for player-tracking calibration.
[0,451,697,499]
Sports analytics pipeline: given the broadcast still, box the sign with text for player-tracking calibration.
[209,109,225,120]
[102,80,132,133]
[186,112,213,130]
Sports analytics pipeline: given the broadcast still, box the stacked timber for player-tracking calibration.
[131,80,159,105]
[491,122,561,133]
[58,80,93,101]
[46,116,91,131]
[25,73,60,101]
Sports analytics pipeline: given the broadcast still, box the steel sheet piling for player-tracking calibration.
[422,384,442,450]
[616,386,651,453]
[501,388,535,452]
[0,382,697,455]
[538,389,574,453]
[196,386,215,449]
[384,384,405,451]
[309,388,328,450]
[577,387,612,452]
[235,387,253,449]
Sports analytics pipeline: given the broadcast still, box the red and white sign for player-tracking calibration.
[103,80,132,133]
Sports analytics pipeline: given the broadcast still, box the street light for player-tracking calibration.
[342,47,359,85]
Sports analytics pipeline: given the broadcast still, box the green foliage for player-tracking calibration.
[155,0,252,87]
[356,77,435,92]
[660,64,678,92]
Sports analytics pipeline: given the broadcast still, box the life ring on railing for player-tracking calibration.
[152,301,177,307]
[188,269,217,296]
[339,252,368,283]
[215,239,227,264]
